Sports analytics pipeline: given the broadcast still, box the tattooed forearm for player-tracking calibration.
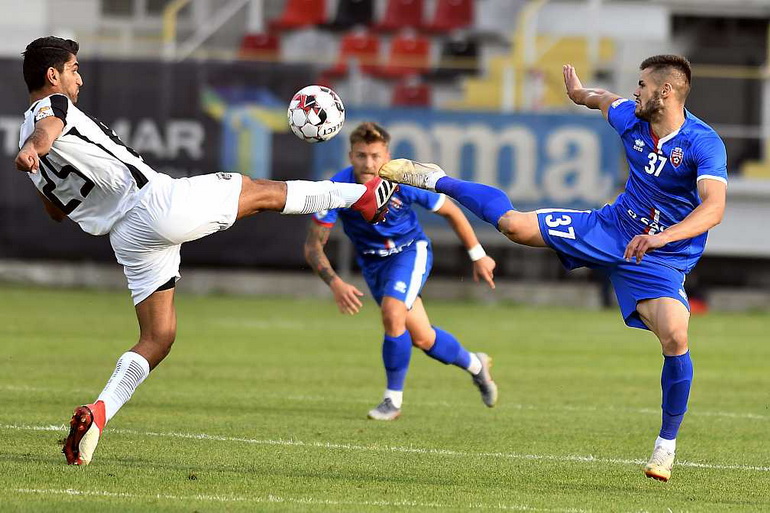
[304,224,338,286]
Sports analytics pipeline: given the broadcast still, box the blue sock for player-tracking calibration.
[425,326,471,370]
[435,176,515,229]
[659,351,693,440]
[382,331,412,391]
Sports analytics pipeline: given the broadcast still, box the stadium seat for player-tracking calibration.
[377,30,430,78]
[326,0,375,31]
[238,33,280,61]
[374,0,424,32]
[431,35,479,80]
[322,29,381,78]
[392,77,432,106]
[269,0,327,30]
[426,0,473,33]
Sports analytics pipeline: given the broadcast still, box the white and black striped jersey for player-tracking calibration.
[19,93,159,235]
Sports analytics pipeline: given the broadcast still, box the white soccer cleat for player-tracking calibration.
[367,398,401,421]
[644,445,675,482]
[378,159,446,191]
[471,352,498,407]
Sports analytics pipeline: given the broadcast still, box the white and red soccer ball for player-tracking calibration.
[287,85,345,143]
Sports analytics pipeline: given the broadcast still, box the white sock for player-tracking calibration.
[97,351,151,423]
[467,353,482,375]
[655,436,676,453]
[281,180,366,214]
[384,389,403,409]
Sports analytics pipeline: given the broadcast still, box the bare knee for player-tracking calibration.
[135,329,177,367]
[410,335,434,350]
[498,211,544,246]
[237,178,287,218]
[659,329,688,356]
[381,304,407,337]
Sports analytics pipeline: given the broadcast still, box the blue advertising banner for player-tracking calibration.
[313,108,624,212]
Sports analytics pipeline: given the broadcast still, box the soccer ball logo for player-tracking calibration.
[287,85,345,143]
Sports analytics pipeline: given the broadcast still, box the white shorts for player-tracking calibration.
[109,172,243,305]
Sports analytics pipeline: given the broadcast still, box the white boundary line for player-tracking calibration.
[13,488,588,512]
[1,386,767,421]
[5,424,769,473]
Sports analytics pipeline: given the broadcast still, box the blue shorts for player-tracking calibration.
[359,239,433,308]
[537,205,689,330]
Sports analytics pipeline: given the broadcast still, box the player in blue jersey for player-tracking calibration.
[380,55,727,481]
[304,122,499,420]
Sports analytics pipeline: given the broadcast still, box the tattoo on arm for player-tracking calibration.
[304,223,338,286]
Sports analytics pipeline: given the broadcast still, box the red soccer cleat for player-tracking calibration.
[351,176,398,223]
[63,400,106,466]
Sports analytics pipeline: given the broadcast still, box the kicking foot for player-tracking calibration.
[644,445,675,482]
[63,400,106,465]
[472,353,498,407]
[378,159,446,191]
[367,398,401,421]
[351,176,398,223]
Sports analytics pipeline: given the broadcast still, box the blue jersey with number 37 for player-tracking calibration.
[606,98,728,271]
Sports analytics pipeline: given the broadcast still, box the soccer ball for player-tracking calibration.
[287,85,345,143]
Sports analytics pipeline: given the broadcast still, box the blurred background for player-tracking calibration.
[0,0,768,313]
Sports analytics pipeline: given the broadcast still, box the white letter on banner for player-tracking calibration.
[167,121,204,159]
[388,122,433,163]
[543,128,611,203]
[496,126,540,202]
[434,124,496,185]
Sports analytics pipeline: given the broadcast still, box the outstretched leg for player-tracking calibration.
[380,159,546,246]
[637,297,692,482]
[63,288,177,465]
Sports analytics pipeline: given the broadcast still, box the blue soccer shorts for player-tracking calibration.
[360,239,433,308]
[536,205,689,330]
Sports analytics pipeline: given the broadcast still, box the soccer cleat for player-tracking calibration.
[367,398,401,421]
[378,159,446,191]
[351,176,398,223]
[472,353,498,407]
[644,445,675,482]
[63,400,106,466]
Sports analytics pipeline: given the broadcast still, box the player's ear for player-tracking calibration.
[46,67,59,87]
[661,82,673,98]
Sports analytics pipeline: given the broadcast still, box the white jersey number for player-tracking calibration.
[545,214,576,240]
[645,153,667,177]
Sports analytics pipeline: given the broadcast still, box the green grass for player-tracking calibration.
[1,285,768,512]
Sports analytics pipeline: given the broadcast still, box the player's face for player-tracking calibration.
[349,141,390,184]
[56,54,83,103]
[633,68,664,121]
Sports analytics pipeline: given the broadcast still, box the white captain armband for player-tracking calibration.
[468,244,487,262]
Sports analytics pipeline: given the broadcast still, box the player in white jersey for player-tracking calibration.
[14,36,398,466]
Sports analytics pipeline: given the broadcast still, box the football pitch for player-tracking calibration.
[1,285,768,512]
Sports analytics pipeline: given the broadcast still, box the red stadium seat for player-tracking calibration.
[374,0,424,32]
[239,33,280,60]
[377,30,430,78]
[392,77,432,106]
[322,29,381,78]
[269,0,327,30]
[426,0,473,32]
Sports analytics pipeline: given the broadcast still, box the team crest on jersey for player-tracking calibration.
[633,138,645,152]
[389,197,403,210]
[216,172,233,180]
[35,106,53,121]
[670,147,684,167]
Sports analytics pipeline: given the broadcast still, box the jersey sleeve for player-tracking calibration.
[312,208,338,227]
[692,133,728,184]
[607,98,636,135]
[401,185,446,212]
[32,94,70,124]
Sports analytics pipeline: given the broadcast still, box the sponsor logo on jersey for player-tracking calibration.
[611,98,628,109]
[670,147,684,167]
[216,172,232,180]
[35,106,53,122]
[633,138,645,152]
[394,281,407,293]
[626,208,668,235]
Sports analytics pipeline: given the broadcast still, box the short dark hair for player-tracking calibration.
[22,36,79,92]
[349,122,390,147]
[639,54,692,98]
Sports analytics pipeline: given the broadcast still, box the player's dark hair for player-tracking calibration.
[22,36,79,93]
[639,54,692,97]
[350,122,390,147]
